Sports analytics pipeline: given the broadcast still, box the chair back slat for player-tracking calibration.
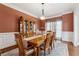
[44,33,51,50]
[50,32,54,45]
[15,34,25,56]
[50,32,56,50]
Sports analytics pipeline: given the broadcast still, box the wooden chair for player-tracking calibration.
[26,32,35,37]
[15,34,36,56]
[21,33,35,50]
[40,33,51,56]
[50,32,55,50]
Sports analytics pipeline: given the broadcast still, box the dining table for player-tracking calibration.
[24,34,46,56]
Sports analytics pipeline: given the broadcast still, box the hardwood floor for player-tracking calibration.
[67,42,79,56]
[1,40,79,56]
[57,40,79,56]
[61,40,79,56]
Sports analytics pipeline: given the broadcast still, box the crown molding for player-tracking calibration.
[2,3,38,18]
[46,11,73,19]
[2,3,73,20]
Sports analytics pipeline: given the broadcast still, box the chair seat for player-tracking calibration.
[40,45,49,51]
[25,48,34,55]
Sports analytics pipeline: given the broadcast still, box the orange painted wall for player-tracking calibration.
[0,4,38,33]
[46,13,74,32]
[62,13,73,32]
[0,4,74,32]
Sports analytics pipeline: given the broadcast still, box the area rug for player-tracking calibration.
[41,40,69,56]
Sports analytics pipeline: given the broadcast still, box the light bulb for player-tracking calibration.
[40,16,45,20]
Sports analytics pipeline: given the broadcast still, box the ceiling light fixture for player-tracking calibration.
[40,3,45,20]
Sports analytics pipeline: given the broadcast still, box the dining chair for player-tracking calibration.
[40,33,51,56]
[15,34,36,56]
[26,32,35,37]
[50,32,55,50]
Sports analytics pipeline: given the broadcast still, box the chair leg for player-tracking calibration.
[34,48,37,56]
[48,48,51,54]
[51,42,55,50]
[37,47,40,56]
[44,49,46,56]
[53,42,55,49]
[51,45,53,50]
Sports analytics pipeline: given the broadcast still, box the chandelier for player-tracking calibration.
[40,3,45,20]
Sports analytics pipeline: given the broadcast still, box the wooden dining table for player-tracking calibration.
[24,34,46,56]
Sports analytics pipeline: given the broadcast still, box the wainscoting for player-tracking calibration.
[62,31,73,42]
[0,32,18,55]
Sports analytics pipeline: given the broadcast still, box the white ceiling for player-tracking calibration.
[3,3,79,19]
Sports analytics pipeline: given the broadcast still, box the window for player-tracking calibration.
[46,20,62,40]
[46,22,56,32]
[46,22,51,31]
[56,21,62,39]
